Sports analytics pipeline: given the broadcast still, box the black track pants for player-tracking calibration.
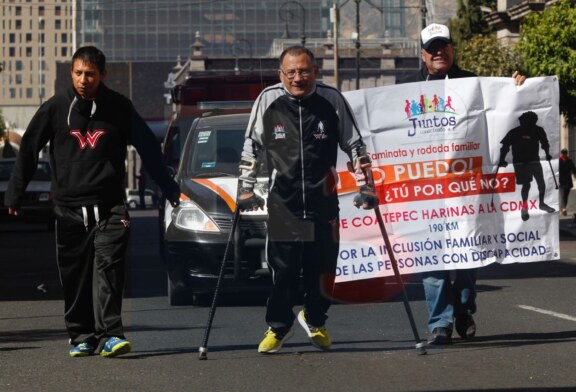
[265,216,340,332]
[54,203,130,347]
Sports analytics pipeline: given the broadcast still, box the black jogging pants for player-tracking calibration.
[265,214,340,332]
[54,203,130,347]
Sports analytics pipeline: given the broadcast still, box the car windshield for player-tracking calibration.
[185,127,266,178]
[0,161,51,181]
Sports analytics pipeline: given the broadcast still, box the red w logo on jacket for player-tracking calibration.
[70,129,106,149]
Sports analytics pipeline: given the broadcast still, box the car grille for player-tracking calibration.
[0,191,40,204]
[21,193,41,203]
[213,217,266,233]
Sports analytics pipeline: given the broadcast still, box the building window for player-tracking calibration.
[15,6,22,16]
[61,33,67,43]
[15,74,22,85]
[15,20,21,29]
[39,6,44,16]
[61,47,68,57]
[55,20,61,29]
[9,88,16,99]
[55,6,61,16]
[15,60,22,71]
[26,33,32,42]
[26,88,33,98]
[9,33,15,43]
[9,47,15,57]
[26,47,32,57]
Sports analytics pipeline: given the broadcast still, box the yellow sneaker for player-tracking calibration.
[258,327,294,353]
[297,310,332,350]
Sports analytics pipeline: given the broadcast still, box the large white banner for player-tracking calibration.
[335,76,560,282]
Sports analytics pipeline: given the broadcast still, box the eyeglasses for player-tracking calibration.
[424,40,451,53]
[280,68,314,79]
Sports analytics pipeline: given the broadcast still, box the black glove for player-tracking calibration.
[166,191,181,208]
[237,188,264,211]
[498,160,508,168]
[545,153,552,161]
[353,185,378,209]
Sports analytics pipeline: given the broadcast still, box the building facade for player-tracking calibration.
[1,0,457,131]
[1,0,75,128]
[77,0,331,60]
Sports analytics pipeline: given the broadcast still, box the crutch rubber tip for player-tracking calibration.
[415,342,427,355]
[198,347,208,360]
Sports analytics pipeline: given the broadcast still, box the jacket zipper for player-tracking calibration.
[298,102,307,219]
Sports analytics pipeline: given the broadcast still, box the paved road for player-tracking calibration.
[1,210,576,392]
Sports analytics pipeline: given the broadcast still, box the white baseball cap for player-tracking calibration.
[421,23,452,50]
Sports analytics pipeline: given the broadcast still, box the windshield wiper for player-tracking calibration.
[192,171,236,178]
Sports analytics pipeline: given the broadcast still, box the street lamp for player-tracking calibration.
[279,1,306,46]
[233,38,253,72]
[354,0,361,90]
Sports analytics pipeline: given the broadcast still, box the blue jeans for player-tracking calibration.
[422,269,477,332]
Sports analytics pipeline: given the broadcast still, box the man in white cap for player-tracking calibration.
[400,23,525,345]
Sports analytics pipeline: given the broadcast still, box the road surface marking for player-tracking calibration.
[518,305,576,322]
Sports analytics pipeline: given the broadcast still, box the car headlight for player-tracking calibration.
[172,200,220,232]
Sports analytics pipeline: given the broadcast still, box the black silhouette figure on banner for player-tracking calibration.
[498,111,555,221]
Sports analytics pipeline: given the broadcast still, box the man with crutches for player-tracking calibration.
[237,45,375,353]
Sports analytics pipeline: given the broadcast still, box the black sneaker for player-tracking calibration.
[539,203,555,213]
[427,327,452,345]
[455,315,476,340]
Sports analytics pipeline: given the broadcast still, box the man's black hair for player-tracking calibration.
[279,45,316,67]
[71,46,106,73]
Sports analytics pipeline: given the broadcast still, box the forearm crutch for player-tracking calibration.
[198,206,241,360]
[358,159,427,355]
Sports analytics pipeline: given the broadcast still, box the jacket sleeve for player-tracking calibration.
[239,92,267,189]
[4,101,54,209]
[335,91,366,161]
[128,105,179,198]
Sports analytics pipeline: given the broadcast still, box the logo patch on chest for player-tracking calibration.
[273,124,287,140]
[70,129,106,149]
[312,121,328,140]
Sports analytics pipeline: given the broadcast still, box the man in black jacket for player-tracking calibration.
[237,46,376,354]
[4,46,180,358]
[400,23,525,345]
